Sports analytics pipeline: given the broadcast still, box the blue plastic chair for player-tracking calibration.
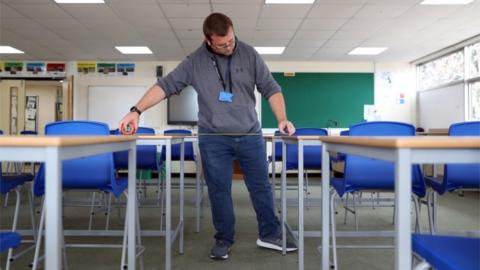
[158,129,203,231]
[412,234,480,270]
[425,121,480,233]
[1,164,33,270]
[32,120,142,269]
[268,130,284,163]
[0,232,22,270]
[329,121,426,269]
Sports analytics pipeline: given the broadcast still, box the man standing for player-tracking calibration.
[119,13,297,260]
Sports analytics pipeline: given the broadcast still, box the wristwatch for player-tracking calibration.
[130,106,142,115]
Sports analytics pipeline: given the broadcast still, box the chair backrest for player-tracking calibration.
[344,121,425,196]
[0,130,3,134]
[160,129,195,162]
[286,127,328,170]
[340,130,349,136]
[34,121,120,196]
[20,130,37,135]
[442,121,480,192]
[111,127,158,170]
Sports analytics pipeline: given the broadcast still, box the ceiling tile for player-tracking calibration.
[353,4,414,19]
[161,3,211,18]
[300,18,347,30]
[256,18,302,30]
[213,4,261,18]
[8,3,72,19]
[169,18,204,30]
[260,4,311,19]
[308,4,362,18]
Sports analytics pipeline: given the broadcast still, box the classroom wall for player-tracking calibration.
[72,60,416,129]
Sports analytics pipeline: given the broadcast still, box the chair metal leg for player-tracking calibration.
[330,190,338,270]
[27,183,38,243]
[412,196,422,233]
[5,189,21,270]
[135,198,145,270]
[343,193,349,225]
[121,193,129,270]
[88,192,96,230]
[105,193,112,230]
[3,192,9,208]
[32,200,46,270]
[353,193,358,231]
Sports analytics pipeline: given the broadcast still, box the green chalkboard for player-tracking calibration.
[261,72,374,128]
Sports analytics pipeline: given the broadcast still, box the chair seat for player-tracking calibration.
[424,176,446,194]
[0,232,21,252]
[0,173,32,194]
[412,234,480,270]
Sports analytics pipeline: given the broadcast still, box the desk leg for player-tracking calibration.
[321,144,330,270]
[271,139,276,210]
[165,140,172,270]
[179,141,185,254]
[298,141,304,270]
[128,142,137,270]
[395,149,412,270]
[45,148,62,270]
[281,141,287,255]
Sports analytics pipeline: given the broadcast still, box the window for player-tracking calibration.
[467,42,480,79]
[419,50,464,90]
[469,81,480,120]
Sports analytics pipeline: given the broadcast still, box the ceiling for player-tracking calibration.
[1,0,479,62]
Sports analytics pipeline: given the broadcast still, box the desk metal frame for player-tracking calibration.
[321,138,480,270]
[0,137,137,270]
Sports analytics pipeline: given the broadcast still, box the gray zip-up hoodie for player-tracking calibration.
[157,39,281,134]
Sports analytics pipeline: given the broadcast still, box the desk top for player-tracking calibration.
[320,136,480,149]
[0,136,137,147]
[137,135,193,140]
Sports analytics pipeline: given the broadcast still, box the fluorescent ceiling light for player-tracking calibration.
[420,0,473,4]
[348,47,387,55]
[265,0,315,4]
[0,46,25,54]
[115,46,153,54]
[54,0,105,3]
[254,47,285,55]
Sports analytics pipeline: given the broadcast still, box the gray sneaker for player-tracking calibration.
[256,237,298,252]
[209,240,231,260]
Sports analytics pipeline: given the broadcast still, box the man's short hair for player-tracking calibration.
[203,13,233,40]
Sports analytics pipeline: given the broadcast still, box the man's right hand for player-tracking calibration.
[119,112,139,135]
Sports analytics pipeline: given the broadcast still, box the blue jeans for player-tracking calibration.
[199,131,280,245]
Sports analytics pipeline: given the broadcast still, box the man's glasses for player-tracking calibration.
[210,36,235,50]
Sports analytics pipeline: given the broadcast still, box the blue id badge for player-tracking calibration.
[218,91,234,103]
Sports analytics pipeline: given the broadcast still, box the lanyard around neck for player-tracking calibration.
[211,56,232,93]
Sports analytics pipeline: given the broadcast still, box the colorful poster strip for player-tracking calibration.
[77,62,96,74]
[97,63,116,74]
[47,63,66,72]
[117,63,135,75]
[0,62,4,72]
[5,62,23,72]
[27,62,46,73]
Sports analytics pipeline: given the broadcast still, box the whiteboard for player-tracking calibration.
[88,85,147,129]
[418,84,465,130]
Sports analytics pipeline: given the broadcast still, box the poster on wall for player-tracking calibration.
[97,63,116,75]
[116,63,135,76]
[47,63,66,75]
[77,62,96,75]
[25,96,38,132]
[27,62,46,74]
[5,62,23,75]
